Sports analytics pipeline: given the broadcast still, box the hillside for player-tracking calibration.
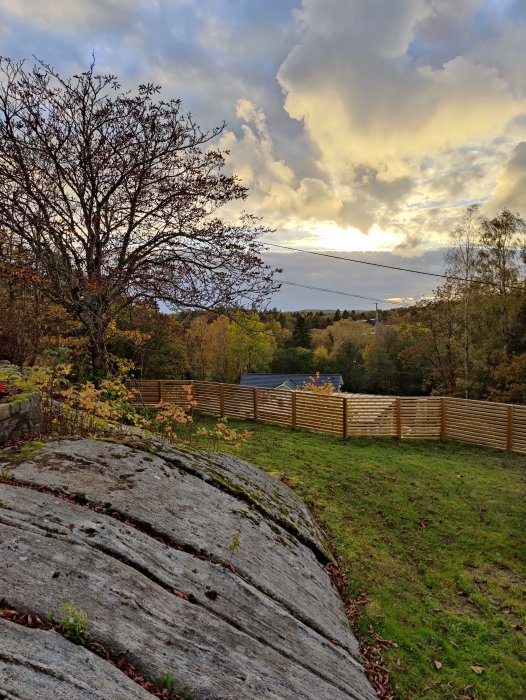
[189,416,526,700]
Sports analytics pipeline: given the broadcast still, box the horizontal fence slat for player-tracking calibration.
[127,381,526,454]
[444,397,509,454]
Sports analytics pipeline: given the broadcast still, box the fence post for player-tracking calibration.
[219,384,225,418]
[253,387,259,421]
[395,397,402,439]
[291,391,297,429]
[507,405,513,452]
[342,396,348,440]
[440,397,446,441]
[158,380,162,403]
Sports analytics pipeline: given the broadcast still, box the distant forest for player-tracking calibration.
[2,206,526,403]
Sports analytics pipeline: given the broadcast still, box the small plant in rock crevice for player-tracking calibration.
[177,683,195,700]
[227,529,241,566]
[149,671,194,699]
[0,466,14,481]
[160,671,174,693]
[1,605,196,699]
[59,602,91,644]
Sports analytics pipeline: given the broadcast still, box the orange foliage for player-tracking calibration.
[152,384,197,442]
[299,372,334,395]
[489,355,526,404]
[196,417,252,451]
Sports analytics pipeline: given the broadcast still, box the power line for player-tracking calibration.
[264,241,525,291]
[264,241,445,278]
[281,279,408,306]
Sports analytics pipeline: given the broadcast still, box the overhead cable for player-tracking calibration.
[264,241,525,291]
[281,280,409,306]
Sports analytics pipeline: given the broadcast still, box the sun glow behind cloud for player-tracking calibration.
[285,223,406,253]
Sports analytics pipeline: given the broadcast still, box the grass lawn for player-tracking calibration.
[188,416,526,700]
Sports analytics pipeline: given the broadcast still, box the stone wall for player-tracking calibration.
[0,393,43,444]
[0,362,43,444]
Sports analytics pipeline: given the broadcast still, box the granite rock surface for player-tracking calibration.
[0,438,376,700]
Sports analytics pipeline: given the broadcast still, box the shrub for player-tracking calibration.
[196,417,252,451]
[299,372,334,395]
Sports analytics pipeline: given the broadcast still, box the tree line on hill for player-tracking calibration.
[2,205,526,402]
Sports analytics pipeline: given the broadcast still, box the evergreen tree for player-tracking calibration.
[271,346,314,373]
[290,314,312,348]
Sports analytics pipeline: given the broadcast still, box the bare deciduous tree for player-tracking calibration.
[0,57,278,375]
[444,204,481,397]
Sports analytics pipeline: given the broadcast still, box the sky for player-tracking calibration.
[1,0,525,310]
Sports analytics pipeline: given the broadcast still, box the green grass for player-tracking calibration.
[189,416,526,700]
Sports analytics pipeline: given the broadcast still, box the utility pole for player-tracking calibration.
[375,303,379,335]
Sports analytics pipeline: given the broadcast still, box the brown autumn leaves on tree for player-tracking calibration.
[0,230,47,365]
[0,57,278,376]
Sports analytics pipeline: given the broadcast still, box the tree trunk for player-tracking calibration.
[82,313,110,380]
[90,338,108,379]
[463,293,469,399]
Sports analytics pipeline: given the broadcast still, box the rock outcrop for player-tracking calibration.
[0,437,376,700]
[0,619,153,700]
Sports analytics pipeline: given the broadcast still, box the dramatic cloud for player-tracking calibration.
[0,0,524,304]
[275,0,526,246]
[219,99,344,228]
[0,0,141,32]
[491,141,526,212]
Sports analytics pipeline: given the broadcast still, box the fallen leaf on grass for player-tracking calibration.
[433,660,442,670]
[457,590,481,608]
[471,665,485,675]
[367,625,396,647]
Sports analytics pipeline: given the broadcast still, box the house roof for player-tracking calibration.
[275,380,299,390]
[240,373,344,392]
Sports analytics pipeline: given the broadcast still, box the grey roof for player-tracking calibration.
[275,380,299,391]
[240,374,344,392]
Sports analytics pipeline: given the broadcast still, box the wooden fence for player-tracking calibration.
[126,380,526,455]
